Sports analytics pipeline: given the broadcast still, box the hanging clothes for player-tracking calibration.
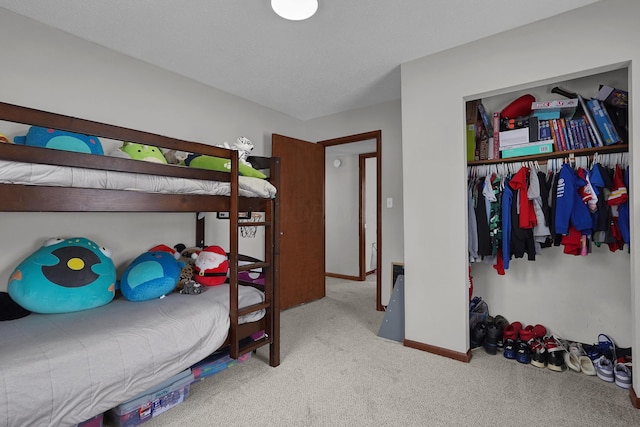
[618,166,630,247]
[501,178,513,270]
[554,163,592,236]
[508,167,536,229]
[467,152,630,274]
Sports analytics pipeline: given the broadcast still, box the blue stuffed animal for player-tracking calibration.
[119,245,184,302]
[14,126,104,155]
[8,237,116,314]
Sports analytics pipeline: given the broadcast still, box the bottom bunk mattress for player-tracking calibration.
[0,284,264,427]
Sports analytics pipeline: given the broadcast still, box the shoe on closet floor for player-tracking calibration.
[614,363,632,389]
[520,324,547,342]
[564,352,581,373]
[569,342,586,357]
[470,321,487,349]
[544,336,567,372]
[529,338,547,368]
[580,356,596,375]
[597,333,616,361]
[594,355,615,382]
[493,315,509,348]
[503,338,517,360]
[516,340,531,364]
[583,343,601,361]
[484,322,502,355]
[503,321,522,342]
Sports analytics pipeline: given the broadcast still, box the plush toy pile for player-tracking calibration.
[3,239,232,317]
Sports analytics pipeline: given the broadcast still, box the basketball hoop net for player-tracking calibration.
[239,212,263,238]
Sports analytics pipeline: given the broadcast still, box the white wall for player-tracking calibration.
[365,157,377,271]
[325,152,360,276]
[0,9,304,286]
[308,100,404,305]
[401,0,638,390]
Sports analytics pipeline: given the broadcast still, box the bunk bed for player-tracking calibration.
[0,101,280,427]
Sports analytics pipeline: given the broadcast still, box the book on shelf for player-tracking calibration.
[586,98,622,145]
[595,85,629,144]
[492,112,500,160]
[477,102,493,135]
[549,118,561,152]
[577,95,605,148]
[500,141,554,159]
[539,119,551,141]
[476,119,490,160]
[556,118,568,151]
[499,127,529,148]
[559,118,572,150]
[576,118,592,148]
[466,123,476,162]
[596,85,628,109]
[466,99,480,161]
[568,119,582,149]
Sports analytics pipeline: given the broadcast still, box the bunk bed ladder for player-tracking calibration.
[228,157,281,367]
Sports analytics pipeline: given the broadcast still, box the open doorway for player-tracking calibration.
[319,131,383,311]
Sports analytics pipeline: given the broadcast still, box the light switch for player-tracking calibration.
[386,197,393,208]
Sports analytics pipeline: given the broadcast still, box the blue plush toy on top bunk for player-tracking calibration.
[7,237,116,314]
[14,126,104,155]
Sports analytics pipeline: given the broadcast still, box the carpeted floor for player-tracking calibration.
[111,275,639,427]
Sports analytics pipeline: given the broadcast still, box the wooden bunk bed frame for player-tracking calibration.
[0,101,280,367]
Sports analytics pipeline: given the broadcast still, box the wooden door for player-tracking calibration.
[272,134,325,310]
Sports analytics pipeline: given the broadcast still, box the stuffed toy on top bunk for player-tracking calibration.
[14,126,105,155]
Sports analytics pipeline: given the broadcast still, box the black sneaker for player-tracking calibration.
[544,336,568,372]
[516,340,531,364]
[493,315,509,348]
[530,338,547,368]
[470,321,487,349]
[484,323,501,355]
[503,338,517,360]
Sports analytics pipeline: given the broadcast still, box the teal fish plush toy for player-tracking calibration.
[8,237,116,313]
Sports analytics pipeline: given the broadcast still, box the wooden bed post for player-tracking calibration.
[196,212,205,248]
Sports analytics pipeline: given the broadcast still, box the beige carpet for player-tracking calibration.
[111,275,639,427]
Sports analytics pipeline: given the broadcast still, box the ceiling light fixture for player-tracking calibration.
[271,0,318,21]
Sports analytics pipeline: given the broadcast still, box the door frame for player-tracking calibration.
[319,130,383,311]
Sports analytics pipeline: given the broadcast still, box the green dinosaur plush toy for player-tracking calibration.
[119,142,167,164]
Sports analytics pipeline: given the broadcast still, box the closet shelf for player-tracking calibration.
[467,144,628,166]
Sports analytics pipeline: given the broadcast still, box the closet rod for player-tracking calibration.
[467,144,627,166]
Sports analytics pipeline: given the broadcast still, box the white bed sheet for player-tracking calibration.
[0,160,277,199]
[0,284,264,427]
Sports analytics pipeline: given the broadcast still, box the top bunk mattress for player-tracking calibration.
[0,159,277,199]
[0,284,265,427]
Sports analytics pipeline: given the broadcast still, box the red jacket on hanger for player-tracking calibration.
[508,166,537,229]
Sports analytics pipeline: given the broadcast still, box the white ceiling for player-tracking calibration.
[0,1,599,120]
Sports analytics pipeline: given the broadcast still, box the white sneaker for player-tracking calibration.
[594,356,614,382]
[564,352,581,372]
[579,356,596,376]
[569,342,586,358]
[614,363,632,389]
